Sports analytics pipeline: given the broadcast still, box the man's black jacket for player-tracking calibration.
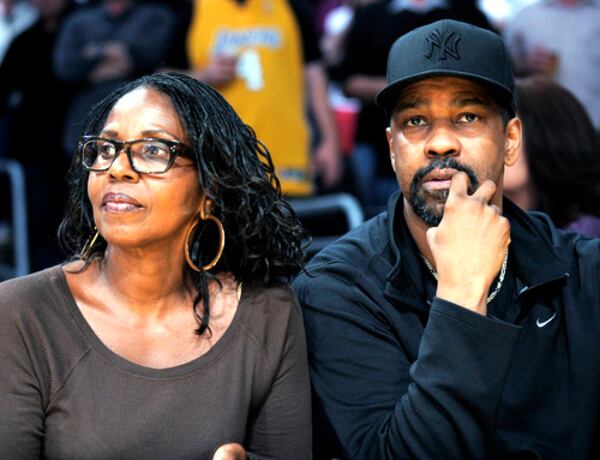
[293,192,600,459]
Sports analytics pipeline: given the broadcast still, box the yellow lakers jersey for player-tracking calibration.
[187,0,312,196]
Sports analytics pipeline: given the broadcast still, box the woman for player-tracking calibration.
[504,77,600,237]
[0,72,311,459]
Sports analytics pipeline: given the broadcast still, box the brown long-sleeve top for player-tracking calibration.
[0,266,311,459]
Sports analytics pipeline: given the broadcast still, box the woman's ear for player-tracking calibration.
[194,194,214,218]
[504,117,522,167]
[200,196,214,218]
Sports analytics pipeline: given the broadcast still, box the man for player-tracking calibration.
[185,0,341,196]
[334,0,493,209]
[293,19,600,459]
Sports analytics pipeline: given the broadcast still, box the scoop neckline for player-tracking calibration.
[51,265,249,379]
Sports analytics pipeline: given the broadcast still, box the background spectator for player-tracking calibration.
[53,0,175,156]
[504,77,600,237]
[503,0,600,130]
[0,0,75,270]
[0,0,37,65]
[183,0,342,197]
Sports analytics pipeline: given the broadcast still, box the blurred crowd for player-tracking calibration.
[1,0,599,274]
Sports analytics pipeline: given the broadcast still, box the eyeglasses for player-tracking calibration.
[79,136,194,174]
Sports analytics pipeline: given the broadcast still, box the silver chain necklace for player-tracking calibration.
[421,250,509,304]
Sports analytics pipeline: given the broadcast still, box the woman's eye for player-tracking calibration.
[405,117,427,127]
[141,143,169,157]
[458,113,479,123]
[98,142,114,157]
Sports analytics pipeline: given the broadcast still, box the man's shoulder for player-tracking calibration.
[307,211,390,271]
[525,210,600,268]
[293,211,393,296]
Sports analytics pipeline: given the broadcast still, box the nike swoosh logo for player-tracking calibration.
[536,313,557,328]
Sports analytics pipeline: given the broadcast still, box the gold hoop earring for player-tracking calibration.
[184,214,225,272]
[80,227,100,259]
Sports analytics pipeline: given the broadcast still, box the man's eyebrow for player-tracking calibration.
[392,94,493,114]
[394,97,428,113]
[451,96,489,108]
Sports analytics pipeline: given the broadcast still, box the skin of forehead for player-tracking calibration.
[392,77,501,116]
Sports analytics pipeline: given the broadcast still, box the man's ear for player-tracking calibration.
[386,127,397,173]
[503,117,522,167]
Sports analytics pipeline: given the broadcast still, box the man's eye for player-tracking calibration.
[458,113,479,123]
[405,117,427,127]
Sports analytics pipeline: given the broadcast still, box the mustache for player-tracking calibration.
[411,157,479,193]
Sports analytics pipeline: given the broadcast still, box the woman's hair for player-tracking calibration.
[516,77,600,227]
[58,72,306,334]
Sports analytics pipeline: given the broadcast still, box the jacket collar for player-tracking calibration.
[383,192,569,310]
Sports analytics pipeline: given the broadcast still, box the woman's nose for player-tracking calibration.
[108,148,138,180]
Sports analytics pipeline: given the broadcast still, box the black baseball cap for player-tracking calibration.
[376,19,516,117]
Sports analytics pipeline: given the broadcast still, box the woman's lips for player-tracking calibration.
[101,192,143,213]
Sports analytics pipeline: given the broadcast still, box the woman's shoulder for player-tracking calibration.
[238,283,304,354]
[242,283,301,320]
[0,265,78,341]
[0,266,66,312]
[0,265,91,404]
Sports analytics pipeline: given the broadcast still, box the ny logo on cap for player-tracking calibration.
[425,29,461,60]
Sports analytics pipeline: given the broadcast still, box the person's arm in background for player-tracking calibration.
[183,1,238,89]
[53,9,103,82]
[292,0,342,190]
[119,4,175,74]
[88,3,176,84]
[54,5,175,84]
[344,74,387,103]
[305,61,342,189]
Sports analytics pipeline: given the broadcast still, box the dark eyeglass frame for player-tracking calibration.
[79,135,195,174]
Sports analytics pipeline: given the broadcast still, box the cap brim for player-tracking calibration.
[376,70,515,116]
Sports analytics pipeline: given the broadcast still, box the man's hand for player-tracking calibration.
[212,443,247,460]
[426,172,510,315]
[193,54,237,88]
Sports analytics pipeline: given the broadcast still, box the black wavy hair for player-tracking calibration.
[58,72,306,335]
[516,77,600,227]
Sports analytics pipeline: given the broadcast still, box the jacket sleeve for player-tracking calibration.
[293,263,521,460]
[245,297,312,460]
